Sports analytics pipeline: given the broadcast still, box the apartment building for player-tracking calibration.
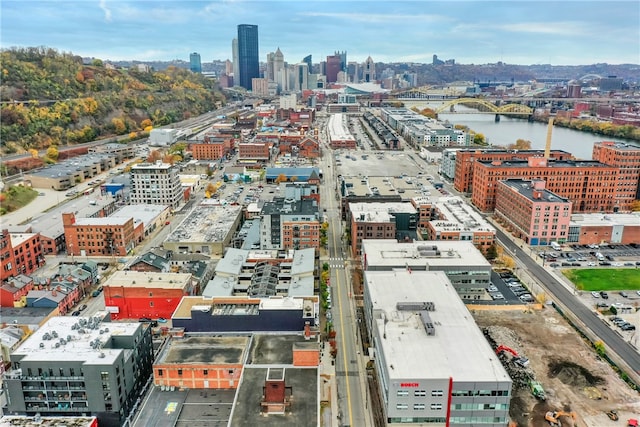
[592,141,640,211]
[495,179,572,245]
[0,230,45,281]
[260,198,321,250]
[62,213,138,257]
[129,161,183,209]
[348,202,417,257]
[471,157,618,213]
[453,149,574,194]
[1,315,153,427]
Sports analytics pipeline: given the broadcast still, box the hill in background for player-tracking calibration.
[0,47,225,155]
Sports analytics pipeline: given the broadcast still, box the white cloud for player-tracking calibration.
[299,12,448,24]
[498,22,589,36]
[99,0,112,22]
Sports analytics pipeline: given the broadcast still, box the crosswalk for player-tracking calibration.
[328,257,344,269]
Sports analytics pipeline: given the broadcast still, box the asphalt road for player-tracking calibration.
[495,227,640,379]
[319,144,371,427]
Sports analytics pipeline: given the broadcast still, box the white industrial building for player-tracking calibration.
[148,129,178,146]
[363,269,512,426]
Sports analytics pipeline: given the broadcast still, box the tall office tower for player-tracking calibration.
[347,61,359,83]
[232,38,239,84]
[225,59,233,75]
[335,50,347,72]
[295,63,309,91]
[363,56,375,82]
[237,24,259,90]
[266,52,275,82]
[189,52,202,73]
[302,55,312,73]
[325,54,341,83]
[273,47,287,93]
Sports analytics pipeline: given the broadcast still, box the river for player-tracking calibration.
[403,102,640,160]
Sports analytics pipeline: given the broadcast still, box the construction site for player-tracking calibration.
[473,307,640,427]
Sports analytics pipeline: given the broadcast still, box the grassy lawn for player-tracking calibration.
[563,268,640,291]
[0,185,38,215]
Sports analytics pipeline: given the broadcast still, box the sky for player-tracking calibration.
[1,0,639,65]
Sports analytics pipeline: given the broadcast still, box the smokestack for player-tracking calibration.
[544,118,554,159]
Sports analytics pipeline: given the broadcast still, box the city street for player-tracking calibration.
[319,144,371,427]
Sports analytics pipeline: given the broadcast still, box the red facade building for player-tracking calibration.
[592,141,640,211]
[103,271,197,320]
[0,230,45,282]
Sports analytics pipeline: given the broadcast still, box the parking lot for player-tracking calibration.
[540,243,640,268]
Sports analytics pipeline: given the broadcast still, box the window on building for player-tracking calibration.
[158,369,163,376]
[177,369,183,376]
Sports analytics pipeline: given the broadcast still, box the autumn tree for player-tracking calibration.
[46,145,59,161]
[474,133,487,145]
[630,200,640,212]
[147,150,162,163]
[275,173,287,184]
[140,119,152,128]
[168,142,187,158]
[508,139,532,150]
[112,118,127,135]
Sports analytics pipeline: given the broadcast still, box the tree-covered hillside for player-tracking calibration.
[0,47,225,155]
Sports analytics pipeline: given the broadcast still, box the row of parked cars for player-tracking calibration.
[611,316,636,331]
[495,271,535,303]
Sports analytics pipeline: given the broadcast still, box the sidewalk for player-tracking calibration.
[319,342,339,427]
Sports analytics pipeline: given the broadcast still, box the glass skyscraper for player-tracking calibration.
[237,24,259,90]
[189,52,202,73]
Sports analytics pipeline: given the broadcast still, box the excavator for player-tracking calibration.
[545,410,577,426]
[495,345,530,367]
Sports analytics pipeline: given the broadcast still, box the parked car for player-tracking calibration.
[549,263,560,267]
[620,292,629,298]
[621,324,636,331]
[78,304,87,311]
[71,310,81,316]
[92,290,101,297]
[491,293,505,300]
[599,291,609,299]
[487,285,498,292]
[591,292,600,298]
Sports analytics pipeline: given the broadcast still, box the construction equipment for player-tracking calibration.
[496,345,530,367]
[528,378,546,400]
[628,419,638,427]
[606,410,619,421]
[545,410,577,426]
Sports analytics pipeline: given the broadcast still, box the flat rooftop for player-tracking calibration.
[499,179,570,204]
[366,270,510,382]
[230,367,317,427]
[167,203,242,243]
[74,216,130,226]
[247,334,315,365]
[362,239,490,269]
[132,162,174,171]
[113,204,169,228]
[105,271,192,289]
[158,336,248,364]
[10,314,140,365]
[9,233,37,247]
[479,159,615,169]
[327,113,355,142]
[0,416,98,427]
[570,212,640,226]
[431,196,496,233]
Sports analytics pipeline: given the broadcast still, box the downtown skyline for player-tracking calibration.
[1,1,639,66]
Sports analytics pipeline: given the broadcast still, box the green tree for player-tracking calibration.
[474,133,487,145]
[485,243,499,261]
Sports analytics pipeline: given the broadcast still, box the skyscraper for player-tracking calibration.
[325,54,341,83]
[363,56,375,83]
[232,38,239,84]
[189,52,202,73]
[302,55,312,73]
[237,24,259,90]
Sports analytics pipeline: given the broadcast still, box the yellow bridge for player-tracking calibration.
[433,98,534,115]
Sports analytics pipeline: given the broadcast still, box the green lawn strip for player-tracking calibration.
[0,185,38,215]
[563,268,640,291]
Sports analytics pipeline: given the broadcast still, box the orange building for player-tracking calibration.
[453,149,574,193]
[153,336,245,389]
[281,221,321,250]
[191,134,234,160]
[0,229,45,281]
[471,158,618,213]
[592,141,640,211]
[62,213,139,256]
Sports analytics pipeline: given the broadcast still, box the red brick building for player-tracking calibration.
[238,142,271,162]
[592,141,640,211]
[102,271,197,320]
[470,158,618,213]
[191,134,234,160]
[494,179,573,245]
[453,149,574,194]
[0,275,34,307]
[568,213,640,245]
[0,230,45,281]
[63,213,140,257]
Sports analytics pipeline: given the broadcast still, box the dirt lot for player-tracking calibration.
[473,308,640,427]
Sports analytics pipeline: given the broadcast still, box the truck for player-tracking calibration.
[529,379,546,400]
[550,241,561,251]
